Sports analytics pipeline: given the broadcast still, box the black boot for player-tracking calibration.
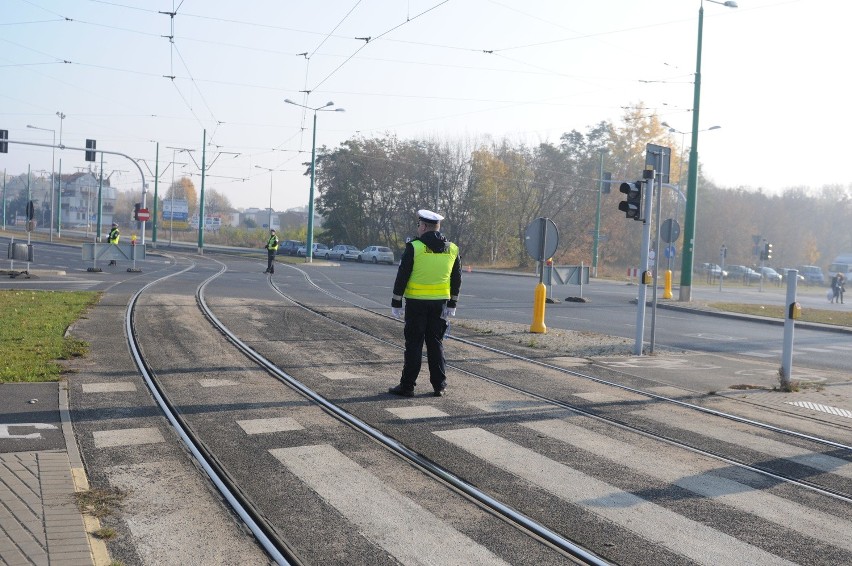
[388,384,414,397]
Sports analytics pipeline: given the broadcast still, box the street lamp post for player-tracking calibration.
[254,165,278,230]
[679,0,737,302]
[56,112,65,236]
[661,122,720,274]
[284,99,345,262]
[26,124,56,242]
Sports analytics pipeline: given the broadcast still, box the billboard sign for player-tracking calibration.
[162,198,189,221]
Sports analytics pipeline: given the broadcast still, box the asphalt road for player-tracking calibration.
[297,258,852,373]
[3,236,850,373]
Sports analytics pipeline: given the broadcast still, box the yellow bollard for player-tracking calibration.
[530,282,547,334]
[662,269,672,299]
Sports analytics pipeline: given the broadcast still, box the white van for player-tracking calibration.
[828,254,852,282]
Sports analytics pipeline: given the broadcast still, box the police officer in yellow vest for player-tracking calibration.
[264,229,279,274]
[107,223,120,266]
[389,209,461,397]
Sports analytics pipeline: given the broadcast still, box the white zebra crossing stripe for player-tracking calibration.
[635,406,852,480]
[435,427,796,566]
[786,401,852,419]
[524,418,852,553]
[93,427,165,448]
[269,444,508,565]
[740,351,776,358]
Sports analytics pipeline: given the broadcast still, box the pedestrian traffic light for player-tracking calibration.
[618,181,643,220]
[85,139,97,162]
[764,242,773,261]
[133,202,141,220]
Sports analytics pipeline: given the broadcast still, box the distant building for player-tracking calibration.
[241,207,279,230]
[58,172,116,229]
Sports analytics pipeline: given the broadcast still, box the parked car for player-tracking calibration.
[325,244,361,261]
[758,266,782,283]
[326,244,360,261]
[296,243,328,258]
[698,262,728,279]
[726,265,762,283]
[797,265,826,286]
[781,268,805,283]
[278,240,303,256]
[359,245,395,264]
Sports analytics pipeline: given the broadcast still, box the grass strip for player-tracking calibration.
[707,302,852,327]
[0,289,100,382]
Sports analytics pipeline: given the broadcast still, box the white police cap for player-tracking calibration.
[417,209,444,223]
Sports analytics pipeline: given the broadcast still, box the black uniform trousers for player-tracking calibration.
[266,249,277,272]
[401,298,448,391]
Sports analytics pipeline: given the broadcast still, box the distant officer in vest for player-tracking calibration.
[264,229,279,274]
[389,209,461,397]
[107,222,120,266]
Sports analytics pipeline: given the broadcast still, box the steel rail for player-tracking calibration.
[124,259,302,566]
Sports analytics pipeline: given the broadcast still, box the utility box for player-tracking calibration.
[7,242,34,262]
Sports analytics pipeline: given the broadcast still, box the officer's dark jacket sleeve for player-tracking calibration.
[447,254,462,308]
[391,242,415,307]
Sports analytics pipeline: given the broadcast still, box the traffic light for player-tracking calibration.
[618,181,643,220]
[763,242,773,261]
[85,139,97,162]
[0,129,8,153]
[133,203,141,221]
[602,172,612,194]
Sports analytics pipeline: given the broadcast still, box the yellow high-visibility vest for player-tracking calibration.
[404,240,458,300]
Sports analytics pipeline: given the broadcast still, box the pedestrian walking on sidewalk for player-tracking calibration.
[389,209,462,398]
[831,272,845,304]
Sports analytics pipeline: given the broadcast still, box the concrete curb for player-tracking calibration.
[59,382,111,565]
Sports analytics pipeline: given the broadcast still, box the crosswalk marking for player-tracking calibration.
[82,382,136,393]
[237,417,304,435]
[386,406,449,420]
[93,427,164,449]
[524,418,852,553]
[740,350,777,358]
[269,444,507,565]
[468,400,555,413]
[742,345,850,357]
[787,401,852,419]
[635,406,852,480]
[434,427,796,566]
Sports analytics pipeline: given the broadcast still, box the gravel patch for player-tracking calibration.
[454,318,653,358]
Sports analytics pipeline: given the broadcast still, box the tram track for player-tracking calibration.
[125,255,606,565]
[124,260,302,565]
[197,259,852,564]
[109,252,852,565]
[268,263,852,504]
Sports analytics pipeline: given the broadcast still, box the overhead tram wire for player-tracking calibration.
[307,0,450,93]
[159,1,221,136]
[288,0,364,152]
[8,4,287,183]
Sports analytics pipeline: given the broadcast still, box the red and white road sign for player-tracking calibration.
[136,209,151,221]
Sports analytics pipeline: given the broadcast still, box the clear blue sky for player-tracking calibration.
[2,0,845,212]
